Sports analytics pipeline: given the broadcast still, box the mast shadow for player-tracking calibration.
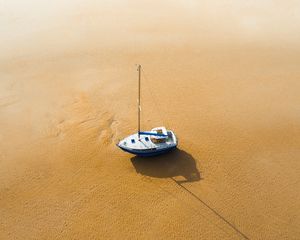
[130,148,201,182]
[131,149,249,239]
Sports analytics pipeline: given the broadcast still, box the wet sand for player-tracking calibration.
[1,1,300,239]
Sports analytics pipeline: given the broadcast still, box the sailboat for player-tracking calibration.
[117,65,177,157]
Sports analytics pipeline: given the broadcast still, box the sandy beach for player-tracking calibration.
[1,1,300,239]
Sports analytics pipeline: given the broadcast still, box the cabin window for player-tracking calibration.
[145,137,149,141]
[131,139,135,143]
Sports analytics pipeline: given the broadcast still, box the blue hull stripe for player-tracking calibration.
[138,132,168,137]
[118,145,177,157]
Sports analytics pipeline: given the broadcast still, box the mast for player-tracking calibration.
[138,64,141,139]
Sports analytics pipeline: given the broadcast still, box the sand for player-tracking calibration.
[1,1,300,239]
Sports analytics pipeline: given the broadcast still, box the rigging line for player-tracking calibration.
[170,177,250,240]
[141,67,169,128]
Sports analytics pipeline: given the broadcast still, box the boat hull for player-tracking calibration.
[118,145,177,157]
[117,127,177,157]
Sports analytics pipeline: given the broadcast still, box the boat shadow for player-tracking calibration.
[130,148,201,183]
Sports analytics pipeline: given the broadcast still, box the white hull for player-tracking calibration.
[118,127,177,156]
